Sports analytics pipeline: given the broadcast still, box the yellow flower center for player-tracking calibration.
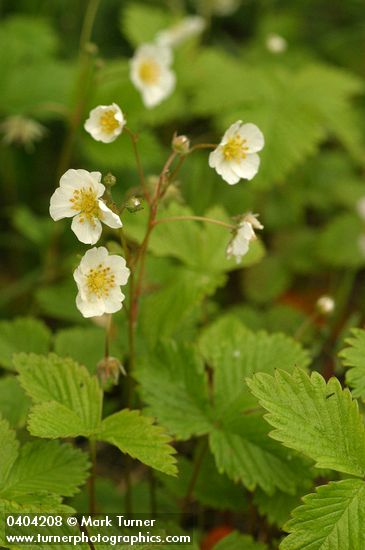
[86,264,115,298]
[70,187,100,224]
[138,59,161,85]
[99,110,120,134]
[222,134,249,161]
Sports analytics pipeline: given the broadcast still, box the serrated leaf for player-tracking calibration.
[209,414,310,495]
[135,340,213,439]
[15,353,102,438]
[98,410,177,476]
[0,376,30,428]
[1,441,89,498]
[199,315,309,414]
[247,368,365,477]
[0,317,51,370]
[339,328,365,399]
[0,417,18,486]
[281,479,365,550]
[213,531,268,550]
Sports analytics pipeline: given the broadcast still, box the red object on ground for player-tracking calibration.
[200,526,234,550]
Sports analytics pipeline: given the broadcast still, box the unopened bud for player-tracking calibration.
[316,295,335,315]
[172,133,190,155]
[97,356,126,388]
[103,172,117,187]
[125,196,143,213]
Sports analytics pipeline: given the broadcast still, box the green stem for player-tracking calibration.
[88,438,97,514]
[181,438,208,517]
[124,127,151,204]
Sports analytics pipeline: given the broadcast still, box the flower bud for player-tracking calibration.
[97,356,126,388]
[172,133,190,155]
[316,295,335,316]
[125,196,143,213]
[102,172,117,187]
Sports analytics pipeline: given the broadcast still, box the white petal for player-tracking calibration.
[71,215,102,244]
[221,121,243,143]
[208,147,223,169]
[107,255,130,285]
[212,157,241,185]
[231,154,260,181]
[103,288,125,314]
[79,246,109,271]
[49,187,75,220]
[99,201,123,229]
[76,293,105,318]
[238,123,264,153]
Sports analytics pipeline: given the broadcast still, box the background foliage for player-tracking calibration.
[1,0,365,548]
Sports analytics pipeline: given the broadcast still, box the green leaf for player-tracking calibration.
[0,317,51,370]
[140,259,225,346]
[36,280,82,323]
[0,417,18,486]
[339,328,365,399]
[209,414,310,495]
[254,482,313,528]
[135,340,214,439]
[121,3,173,46]
[98,410,177,476]
[15,353,103,438]
[1,441,89,498]
[199,315,310,414]
[281,479,365,550]
[317,214,365,268]
[213,531,268,550]
[247,368,365,477]
[0,376,30,428]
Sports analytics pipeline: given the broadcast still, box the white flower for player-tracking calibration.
[49,169,122,245]
[130,43,176,108]
[156,16,205,47]
[73,247,130,318]
[316,295,335,315]
[0,115,46,151]
[209,121,264,185]
[84,103,126,143]
[226,213,263,263]
[266,33,287,54]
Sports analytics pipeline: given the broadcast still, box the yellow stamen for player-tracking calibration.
[86,264,115,298]
[138,59,161,85]
[70,187,100,223]
[222,134,249,161]
[99,110,120,134]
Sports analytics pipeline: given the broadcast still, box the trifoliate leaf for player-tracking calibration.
[135,340,214,440]
[1,441,89,498]
[281,479,365,550]
[247,368,365,477]
[0,417,18,486]
[15,353,103,438]
[0,376,30,428]
[339,328,365,399]
[0,317,51,370]
[98,410,177,476]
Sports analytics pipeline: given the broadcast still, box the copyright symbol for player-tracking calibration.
[67,516,77,527]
